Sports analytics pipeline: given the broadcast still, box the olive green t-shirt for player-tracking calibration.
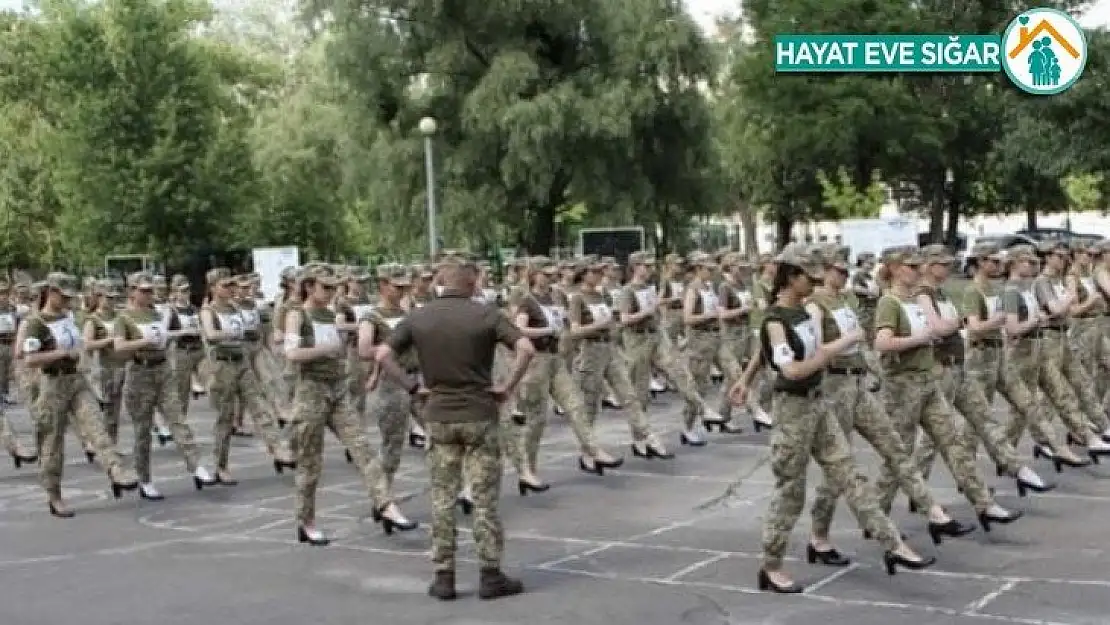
[295,306,345,380]
[961,281,1003,343]
[760,304,821,392]
[364,304,418,370]
[116,308,178,359]
[874,293,934,373]
[24,311,82,369]
[569,289,611,340]
[618,282,658,333]
[808,289,865,369]
[1032,274,1068,329]
[915,283,963,363]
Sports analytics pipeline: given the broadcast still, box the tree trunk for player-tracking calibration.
[928,180,945,244]
[522,203,556,255]
[735,197,759,259]
[774,209,793,252]
[945,175,961,248]
[1025,205,1038,231]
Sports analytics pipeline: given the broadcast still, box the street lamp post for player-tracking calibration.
[419,116,438,258]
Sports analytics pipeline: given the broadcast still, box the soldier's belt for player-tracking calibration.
[177,339,204,350]
[42,361,79,376]
[212,352,244,362]
[971,338,1004,348]
[828,366,866,375]
[937,354,964,366]
[775,386,822,398]
[626,326,656,335]
[133,355,167,366]
[582,336,610,343]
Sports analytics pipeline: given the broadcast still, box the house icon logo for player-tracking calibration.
[1001,8,1087,95]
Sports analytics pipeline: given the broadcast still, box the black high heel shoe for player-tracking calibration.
[156,432,172,447]
[216,472,239,487]
[409,432,426,449]
[10,451,37,469]
[1052,453,1090,473]
[344,449,353,464]
[752,418,772,433]
[297,525,330,546]
[578,456,604,476]
[375,506,418,535]
[702,418,728,433]
[49,501,75,518]
[456,497,473,515]
[1066,432,1083,446]
[1016,476,1054,497]
[757,569,803,593]
[927,519,976,545]
[978,509,1023,532]
[518,480,550,496]
[273,459,297,475]
[631,443,674,460]
[678,432,707,447]
[111,480,138,499]
[883,551,936,575]
[85,450,95,464]
[806,544,851,567]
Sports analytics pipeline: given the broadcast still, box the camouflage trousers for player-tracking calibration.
[622,330,701,427]
[1066,321,1110,432]
[810,373,936,538]
[88,364,125,444]
[17,362,38,409]
[123,361,201,482]
[749,330,774,414]
[716,326,750,419]
[0,341,12,397]
[366,374,411,495]
[347,350,370,419]
[36,372,132,495]
[0,412,23,455]
[291,376,389,525]
[1000,339,1065,451]
[916,350,1024,479]
[171,347,205,418]
[209,355,286,469]
[875,371,993,514]
[763,390,901,570]
[513,352,599,472]
[1035,331,1098,440]
[1096,317,1110,412]
[685,329,741,429]
[573,340,651,442]
[427,420,503,572]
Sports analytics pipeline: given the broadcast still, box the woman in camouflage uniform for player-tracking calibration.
[568,259,671,467]
[201,268,294,484]
[21,273,138,516]
[712,253,754,431]
[911,244,1051,497]
[168,275,205,423]
[284,263,415,545]
[115,272,217,500]
[746,254,776,431]
[1091,239,1110,417]
[872,247,1022,531]
[1001,246,1106,465]
[1064,241,1110,418]
[82,278,127,448]
[732,244,934,593]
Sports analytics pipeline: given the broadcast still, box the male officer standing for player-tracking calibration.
[376,256,535,601]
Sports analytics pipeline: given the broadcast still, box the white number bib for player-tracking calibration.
[587,303,611,324]
[794,319,818,359]
[1021,291,1040,321]
[737,290,753,309]
[698,289,718,314]
[178,313,199,330]
[382,316,404,330]
[240,309,261,330]
[47,316,82,350]
[669,281,685,299]
[311,321,341,347]
[985,295,1001,315]
[154,304,173,330]
[1051,283,1067,300]
[352,304,373,322]
[0,313,14,333]
[540,305,565,331]
[1081,277,1098,299]
[217,312,244,340]
[901,302,929,337]
[937,300,959,322]
[137,322,168,349]
[633,286,657,311]
[830,306,860,354]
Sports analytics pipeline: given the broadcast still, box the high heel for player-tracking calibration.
[678,432,707,447]
[456,497,473,515]
[157,432,172,447]
[757,569,803,593]
[84,450,95,464]
[297,525,329,546]
[378,508,418,535]
[344,449,353,464]
[1066,432,1083,446]
[978,509,1023,533]
[883,551,936,575]
[1016,477,1054,498]
[806,544,851,567]
[110,480,138,500]
[631,443,674,460]
[216,472,239,487]
[273,459,297,475]
[1053,454,1090,473]
[48,501,75,518]
[927,519,976,545]
[579,456,604,476]
[408,432,426,449]
[702,419,727,434]
[193,467,217,491]
[908,500,918,514]
[11,451,37,469]
[518,480,550,496]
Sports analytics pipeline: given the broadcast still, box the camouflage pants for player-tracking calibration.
[685,329,741,429]
[917,351,1023,479]
[875,371,993,514]
[36,372,128,495]
[427,420,503,572]
[749,330,774,413]
[91,365,126,443]
[573,340,650,442]
[366,374,411,495]
[716,326,750,418]
[123,361,201,482]
[17,362,38,408]
[514,352,599,469]
[172,347,205,418]
[1066,321,1110,431]
[811,373,936,538]
[0,342,12,396]
[623,330,701,426]
[1035,331,1096,440]
[763,390,901,570]
[347,350,370,419]
[291,376,389,525]
[1000,340,1064,451]
[209,355,285,469]
[0,412,21,454]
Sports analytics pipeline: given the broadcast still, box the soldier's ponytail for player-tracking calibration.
[298,278,314,302]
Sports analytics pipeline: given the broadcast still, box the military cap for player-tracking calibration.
[171,274,190,289]
[819,244,849,269]
[279,266,297,282]
[921,244,956,265]
[43,272,79,297]
[600,256,618,266]
[96,277,124,296]
[687,251,717,267]
[774,243,819,268]
[509,257,528,268]
[1037,240,1068,254]
[713,248,731,263]
[301,264,340,285]
[721,253,751,269]
[1006,244,1038,262]
[529,255,552,267]
[377,263,412,287]
[128,272,156,289]
[969,241,1002,259]
[152,274,167,287]
[663,253,684,265]
[628,251,655,266]
[412,263,434,278]
[205,267,232,285]
[880,245,924,266]
[234,274,253,286]
[346,267,370,282]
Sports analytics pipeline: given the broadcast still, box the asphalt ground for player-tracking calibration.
[1,382,1108,625]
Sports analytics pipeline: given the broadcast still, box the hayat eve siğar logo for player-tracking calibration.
[1001,8,1088,95]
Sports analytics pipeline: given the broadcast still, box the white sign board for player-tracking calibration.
[838,218,917,265]
[252,247,299,302]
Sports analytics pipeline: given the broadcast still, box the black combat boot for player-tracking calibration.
[427,571,457,601]
[478,568,524,600]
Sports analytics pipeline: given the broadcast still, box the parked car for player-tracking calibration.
[1016,229,1106,244]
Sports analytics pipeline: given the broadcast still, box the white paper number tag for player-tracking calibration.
[587,303,611,323]
[698,289,718,314]
[793,320,818,359]
[311,321,341,346]
[46,317,82,350]
[0,313,14,333]
[901,302,929,337]
[138,322,168,349]
[634,286,657,311]
[541,305,565,331]
[830,307,860,354]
